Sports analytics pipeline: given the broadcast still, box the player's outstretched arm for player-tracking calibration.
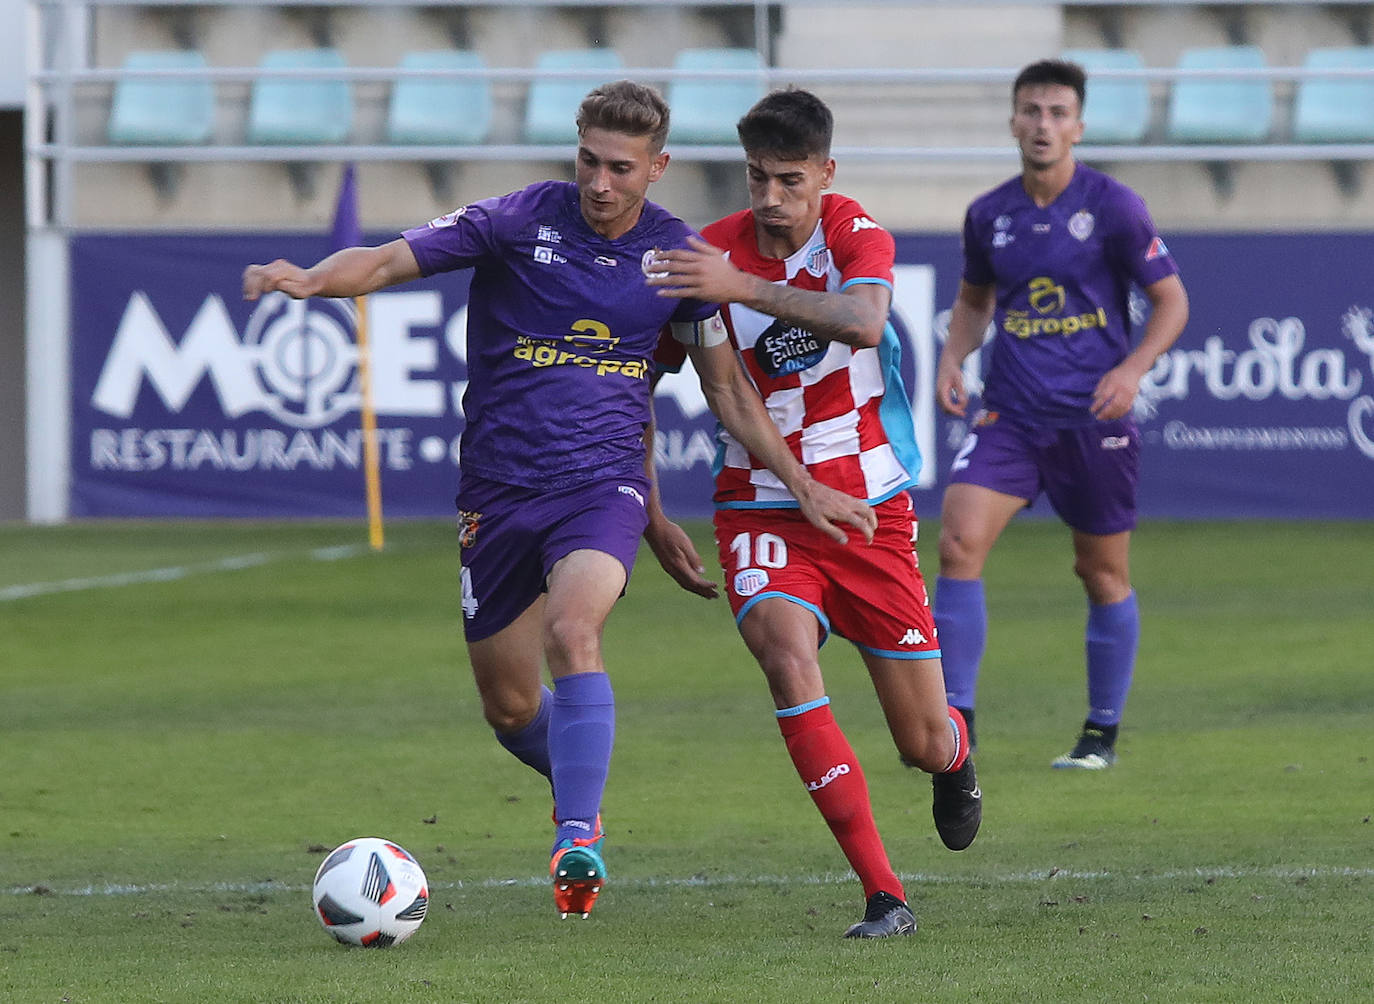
[685,338,875,546]
[936,280,996,417]
[1091,273,1189,420]
[642,394,720,599]
[242,238,423,302]
[648,237,888,348]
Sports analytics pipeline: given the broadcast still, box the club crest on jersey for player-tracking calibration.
[754,319,827,376]
[1068,209,1095,241]
[457,510,482,548]
[805,244,831,277]
[641,248,668,278]
[734,567,769,597]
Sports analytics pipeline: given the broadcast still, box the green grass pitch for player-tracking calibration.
[1,518,1370,1002]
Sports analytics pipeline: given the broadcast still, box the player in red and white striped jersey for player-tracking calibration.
[647,89,981,939]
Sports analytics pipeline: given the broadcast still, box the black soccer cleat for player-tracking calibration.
[1051,727,1118,770]
[931,758,982,851]
[842,890,917,939]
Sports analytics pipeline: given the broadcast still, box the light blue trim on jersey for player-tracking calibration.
[854,644,944,661]
[775,696,831,719]
[736,591,831,648]
[839,276,894,292]
[875,319,924,485]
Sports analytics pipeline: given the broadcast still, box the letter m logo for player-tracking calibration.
[92,292,264,418]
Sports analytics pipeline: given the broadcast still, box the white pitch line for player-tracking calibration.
[8,865,1372,898]
[0,544,372,603]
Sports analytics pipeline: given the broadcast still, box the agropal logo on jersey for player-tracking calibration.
[87,288,471,472]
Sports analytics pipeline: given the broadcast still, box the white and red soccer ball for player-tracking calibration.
[311,837,429,947]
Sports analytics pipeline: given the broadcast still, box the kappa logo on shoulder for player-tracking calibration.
[850,216,880,233]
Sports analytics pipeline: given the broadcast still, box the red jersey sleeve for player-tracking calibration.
[820,195,895,287]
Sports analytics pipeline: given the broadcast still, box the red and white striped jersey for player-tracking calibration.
[702,193,923,509]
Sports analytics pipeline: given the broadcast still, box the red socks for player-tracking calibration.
[777,702,904,902]
[944,706,971,773]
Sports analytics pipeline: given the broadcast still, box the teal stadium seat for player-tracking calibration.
[667,48,766,144]
[247,48,353,145]
[1061,48,1150,144]
[1292,46,1374,143]
[1166,45,1273,143]
[107,50,214,146]
[386,50,492,146]
[523,49,623,145]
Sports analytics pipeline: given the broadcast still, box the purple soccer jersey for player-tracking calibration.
[961,163,1180,427]
[403,180,716,490]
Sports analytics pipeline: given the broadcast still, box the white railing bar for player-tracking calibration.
[29,142,1374,164]
[31,0,1353,8]
[31,66,1374,87]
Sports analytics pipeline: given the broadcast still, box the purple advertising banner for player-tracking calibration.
[70,232,1374,520]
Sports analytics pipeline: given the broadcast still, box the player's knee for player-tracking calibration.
[898,721,957,773]
[542,615,603,674]
[1072,556,1128,601]
[937,528,984,578]
[481,693,541,735]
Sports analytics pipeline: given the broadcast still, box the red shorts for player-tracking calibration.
[713,494,940,659]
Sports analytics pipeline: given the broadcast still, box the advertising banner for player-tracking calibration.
[69,232,1374,520]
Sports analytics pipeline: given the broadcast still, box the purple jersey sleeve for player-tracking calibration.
[961,206,995,288]
[401,196,504,275]
[1105,186,1180,290]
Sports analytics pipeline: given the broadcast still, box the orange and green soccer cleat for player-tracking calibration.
[550,835,606,919]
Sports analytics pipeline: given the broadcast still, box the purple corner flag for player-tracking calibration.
[330,163,362,252]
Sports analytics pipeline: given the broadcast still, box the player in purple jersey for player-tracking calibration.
[243,81,874,919]
[933,60,1189,769]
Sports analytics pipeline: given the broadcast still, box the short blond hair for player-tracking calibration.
[576,79,671,152]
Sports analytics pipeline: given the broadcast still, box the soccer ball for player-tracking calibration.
[311,837,429,947]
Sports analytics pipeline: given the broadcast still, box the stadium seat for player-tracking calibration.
[523,49,623,145]
[107,49,214,146]
[1292,46,1374,143]
[1165,45,1273,144]
[247,48,353,145]
[1292,46,1374,195]
[386,50,492,146]
[386,50,493,202]
[667,47,766,145]
[1061,48,1150,145]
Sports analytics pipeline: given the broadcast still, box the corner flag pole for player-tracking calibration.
[354,293,384,552]
[332,163,384,551]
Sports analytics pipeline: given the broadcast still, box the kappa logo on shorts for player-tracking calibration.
[1101,436,1131,450]
[733,567,769,597]
[900,627,929,645]
[457,510,482,548]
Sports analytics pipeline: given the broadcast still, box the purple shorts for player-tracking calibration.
[454,472,651,642]
[948,412,1139,535]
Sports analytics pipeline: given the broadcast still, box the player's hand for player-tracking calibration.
[242,259,320,301]
[645,518,720,599]
[1091,364,1142,421]
[935,360,968,417]
[795,480,877,546]
[646,236,753,303]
